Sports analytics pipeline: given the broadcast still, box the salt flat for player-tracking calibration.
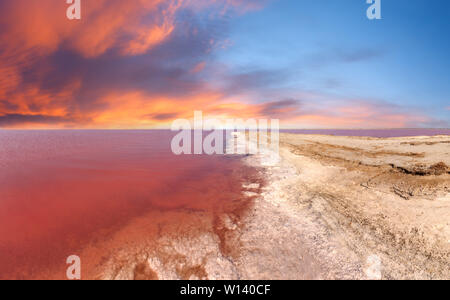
[239,133,449,279]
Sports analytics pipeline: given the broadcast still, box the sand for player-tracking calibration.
[89,133,449,280]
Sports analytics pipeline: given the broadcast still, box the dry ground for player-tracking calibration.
[254,133,449,279]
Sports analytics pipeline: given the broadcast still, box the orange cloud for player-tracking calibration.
[0,0,176,58]
[0,0,262,59]
[84,91,223,128]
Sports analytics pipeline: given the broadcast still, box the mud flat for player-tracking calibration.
[87,133,448,280]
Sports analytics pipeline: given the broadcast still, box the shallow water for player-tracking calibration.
[0,130,260,279]
[283,128,450,137]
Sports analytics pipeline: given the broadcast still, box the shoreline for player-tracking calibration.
[92,132,449,279]
[26,132,447,279]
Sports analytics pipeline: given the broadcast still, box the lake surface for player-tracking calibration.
[283,128,450,137]
[0,130,260,279]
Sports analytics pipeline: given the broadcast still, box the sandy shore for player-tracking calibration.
[87,133,449,280]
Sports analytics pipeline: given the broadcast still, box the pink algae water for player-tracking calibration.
[283,128,450,137]
[0,130,260,279]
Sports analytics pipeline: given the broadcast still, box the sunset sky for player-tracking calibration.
[0,0,449,129]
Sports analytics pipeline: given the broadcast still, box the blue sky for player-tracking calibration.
[214,0,450,127]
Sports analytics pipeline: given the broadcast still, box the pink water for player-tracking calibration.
[0,130,260,279]
[283,128,450,137]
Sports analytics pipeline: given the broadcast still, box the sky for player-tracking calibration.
[0,0,448,129]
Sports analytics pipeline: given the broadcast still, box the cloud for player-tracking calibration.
[286,98,432,129]
[0,0,263,128]
[306,47,384,68]
[258,99,300,118]
[0,1,166,58]
[223,69,290,94]
[336,48,383,63]
[0,0,263,58]
[199,96,434,129]
[146,113,181,121]
[0,114,73,127]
